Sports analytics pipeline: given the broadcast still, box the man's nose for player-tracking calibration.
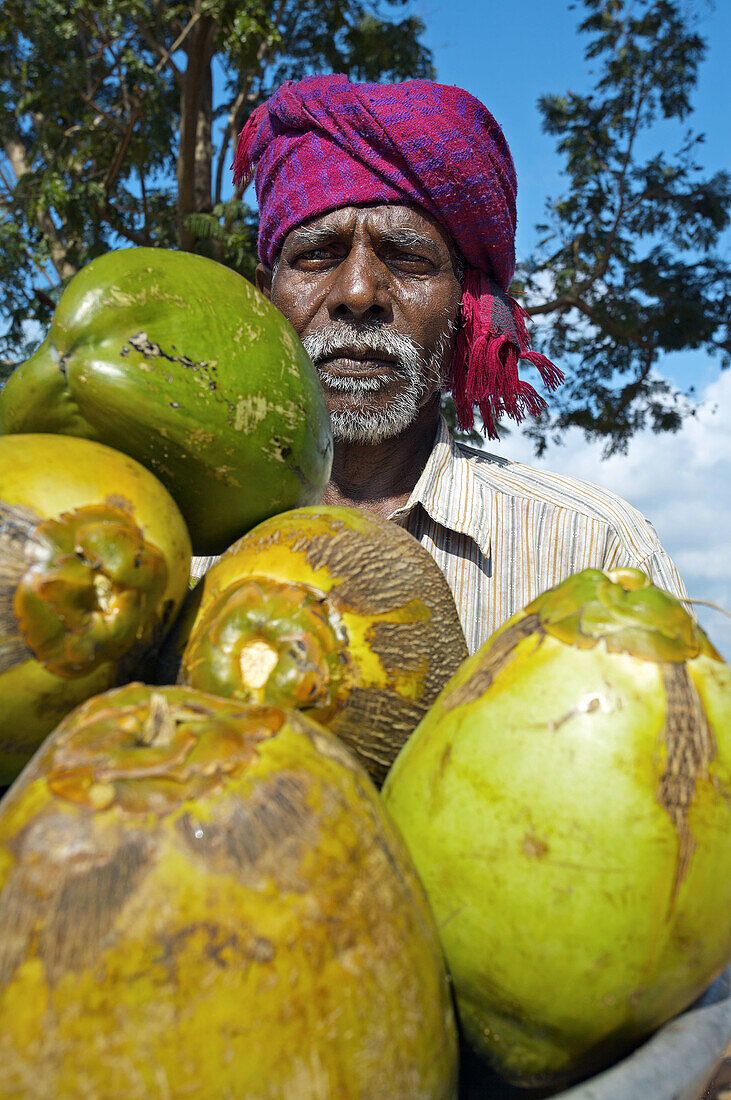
[326,247,391,322]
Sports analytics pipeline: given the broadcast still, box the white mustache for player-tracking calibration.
[324,373,392,393]
[302,324,423,377]
[300,316,457,445]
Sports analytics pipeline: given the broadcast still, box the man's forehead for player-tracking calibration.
[283,203,455,251]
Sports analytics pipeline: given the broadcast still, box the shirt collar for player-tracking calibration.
[388,416,491,559]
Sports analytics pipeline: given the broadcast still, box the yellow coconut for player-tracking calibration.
[179,505,469,785]
[0,434,191,783]
[0,683,458,1099]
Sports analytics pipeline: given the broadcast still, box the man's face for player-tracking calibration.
[256,204,462,444]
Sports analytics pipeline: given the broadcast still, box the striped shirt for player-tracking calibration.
[190,416,687,654]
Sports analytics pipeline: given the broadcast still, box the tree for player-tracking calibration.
[3,0,728,458]
[0,0,433,371]
[519,0,731,455]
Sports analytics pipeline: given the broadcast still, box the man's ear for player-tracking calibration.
[255,263,273,300]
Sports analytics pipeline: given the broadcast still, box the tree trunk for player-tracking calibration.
[194,62,213,217]
[177,12,216,252]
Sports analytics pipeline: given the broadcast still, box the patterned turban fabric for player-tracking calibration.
[233,74,562,436]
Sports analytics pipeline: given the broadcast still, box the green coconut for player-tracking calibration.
[0,247,332,554]
[382,567,731,1089]
[0,683,458,1099]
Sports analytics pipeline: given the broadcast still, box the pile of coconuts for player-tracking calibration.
[0,247,729,1098]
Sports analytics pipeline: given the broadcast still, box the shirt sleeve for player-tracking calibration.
[602,523,690,605]
[190,554,220,586]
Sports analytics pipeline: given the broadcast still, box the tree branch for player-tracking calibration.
[139,160,151,242]
[104,95,142,196]
[214,86,248,205]
[610,345,657,421]
[529,289,647,350]
[533,67,651,318]
[21,240,62,290]
[582,74,649,287]
[137,23,183,84]
[527,294,580,317]
[33,286,56,310]
[99,200,149,247]
[155,10,201,74]
[214,0,290,204]
[79,92,126,136]
[3,137,76,281]
[0,161,16,198]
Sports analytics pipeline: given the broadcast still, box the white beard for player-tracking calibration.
[302,320,455,445]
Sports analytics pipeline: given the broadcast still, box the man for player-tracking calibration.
[193,74,687,654]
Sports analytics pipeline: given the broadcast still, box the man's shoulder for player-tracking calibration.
[452,438,649,530]
[445,433,687,607]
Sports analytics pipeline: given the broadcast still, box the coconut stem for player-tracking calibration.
[6,501,168,678]
[182,577,351,721]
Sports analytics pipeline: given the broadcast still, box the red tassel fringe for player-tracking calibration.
[449,267,564,439]
[232,103,268,189]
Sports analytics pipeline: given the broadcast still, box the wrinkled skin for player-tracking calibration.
[257,203,463,518]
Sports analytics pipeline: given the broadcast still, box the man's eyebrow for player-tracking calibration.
[286,222,441,258]
[286,224,343,250]
[375,227,440,257]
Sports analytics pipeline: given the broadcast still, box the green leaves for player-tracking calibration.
[522,0,730,454]
[0,0,432,367]
[3,0,726,456]
[183,200,259,279]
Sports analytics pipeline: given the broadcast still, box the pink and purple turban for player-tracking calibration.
[233,74,562,437]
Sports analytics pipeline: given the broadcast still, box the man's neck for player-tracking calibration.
[323,397,441,519]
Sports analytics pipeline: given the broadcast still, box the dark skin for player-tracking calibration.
[256,203,462,517]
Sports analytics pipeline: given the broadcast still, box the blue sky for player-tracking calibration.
[407,0,730,397]
[411,0,729,250]
[403,0,731,654]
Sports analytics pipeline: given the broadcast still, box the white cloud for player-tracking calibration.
[485,370,731,660]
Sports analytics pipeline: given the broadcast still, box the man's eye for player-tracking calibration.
[388,250,433,270]
[296,248,336,263]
